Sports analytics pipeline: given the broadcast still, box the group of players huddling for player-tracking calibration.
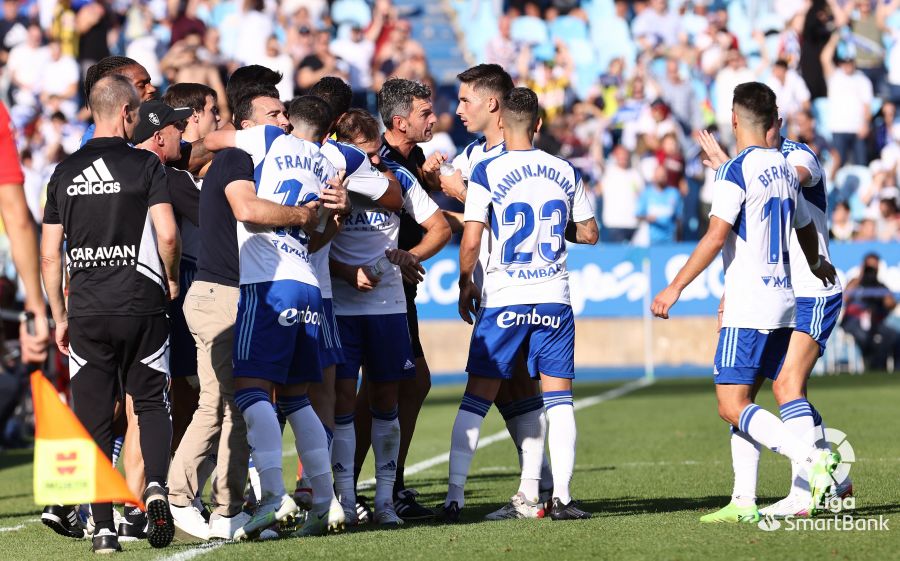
[38,56,852,553]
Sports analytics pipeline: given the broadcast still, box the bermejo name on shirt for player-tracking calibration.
[491,163,577,204]
[67,245,136,267]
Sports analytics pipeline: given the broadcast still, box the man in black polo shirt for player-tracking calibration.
[40,75,179,553]
[170,71,320,541]
[365,78,450,519]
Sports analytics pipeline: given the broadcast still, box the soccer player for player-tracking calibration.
[697,124,850,517]
[444,87,599,522]
[440,64,554,519]
[329,108,450,525]
[293,78,404,516]
[651,82,840,523]
[204,95,348,540]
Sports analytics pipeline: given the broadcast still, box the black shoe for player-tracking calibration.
[356,495,373,525]
[117,507,147,541]
[142,484,175,548]
[91,528,122,554]
[198,504,211,524]
[42,504,89,539]
[548,498,592,520]
[393,488,435,520]
[437,501,461,523]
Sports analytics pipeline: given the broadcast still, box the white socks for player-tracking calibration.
[446,393,491,508]
[730,428,760,506]
[279,395,335,514]
[738,404,819,469]
[544,391,576,505]
[371,407,400,511]
[779,399,816,495]
[235,389,285,499]
[500,396,552,498]
[333,413,356,508]
[515,407,545,501]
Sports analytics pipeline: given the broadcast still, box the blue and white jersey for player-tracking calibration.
[781,137,842,298]
[710,146,812,329]
[452,136,506,289]
[330,157,438,316]
[234,125,336,286]
[316,139,390,298]
[464,149,595,308]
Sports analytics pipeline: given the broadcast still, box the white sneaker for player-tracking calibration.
[171,504,210,540]
[484,493,542,520]
[759,493,812,518]
[374,503,404,526]
[234,494,298,541]
[208,511,251,540]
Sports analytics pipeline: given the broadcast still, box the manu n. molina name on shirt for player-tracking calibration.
[67,244,137,268]
[491,163,577,205]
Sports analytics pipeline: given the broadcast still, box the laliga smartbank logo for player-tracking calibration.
[757,429,889,532]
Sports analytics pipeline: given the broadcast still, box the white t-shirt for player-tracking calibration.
[316,139,390,299]
[601,164,643,229]
[329,38,374,90]
[41,55,79,97]
[781,138,843,297]
[464,149,595,308]
[330,159,438,315]
[234,125,335,287]
[766,70,811,121]
[710,147,812,329]
[827,70,874,133]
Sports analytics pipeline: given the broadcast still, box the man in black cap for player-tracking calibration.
[40,74,179,553]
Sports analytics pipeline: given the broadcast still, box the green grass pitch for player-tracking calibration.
[1,373,898,560]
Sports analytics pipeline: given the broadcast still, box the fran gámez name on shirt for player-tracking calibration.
[67,245,136,268]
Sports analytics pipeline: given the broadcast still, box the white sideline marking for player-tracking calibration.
[357,377,654,489]
[157,541,225,561]
[0,518,38,532]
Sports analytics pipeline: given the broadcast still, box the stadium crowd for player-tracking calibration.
[4,0,900,246]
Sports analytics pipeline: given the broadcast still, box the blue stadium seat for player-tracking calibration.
[331,0,372,28]
[833,165,873,221]
[511,15,549,45]
[813,97,832,141]
[549,15,589,45]
[592,17,634,71]
[466,3,498,63]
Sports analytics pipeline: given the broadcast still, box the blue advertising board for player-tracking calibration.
[413,242,900,319]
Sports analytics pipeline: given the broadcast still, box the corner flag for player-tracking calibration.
[31,371,143,509]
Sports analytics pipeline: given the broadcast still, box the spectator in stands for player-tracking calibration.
[0,0,27,64]
[766,58,811,131]
[257,36,295,100]
[7,22,48,123]
[297,30,349,92]
[233,0,273,65]
[792,108,841,172]
[656,132,686,194]
[76,0,113,74]
[876,187,900,241]
[713,49,759,149]
[822,30,874,166]
[842,252,900,370]
[636,165,682,244]
[170,0,207,47]
[657,57,702,134]
[632,0,682,50]
[331,25,376,100]
[520,41,574,123]
[598,144,643,243]
[40,40,80,120]
[831,0,888,95]
[484,15,518,76]
[830,200,855,241]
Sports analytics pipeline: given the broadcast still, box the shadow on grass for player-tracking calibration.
[0,449,33,471]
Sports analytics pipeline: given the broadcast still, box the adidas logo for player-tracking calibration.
[333,463,346,472]
[378,460,397,472]
[67,158,121,196]
[403,359,415,370]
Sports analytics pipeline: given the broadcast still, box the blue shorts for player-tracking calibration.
[466,304,575,380]
[335,314,416,383]
[169,263,197,378]
[233,280,323,385]
[318,298,345,368]
[795,293,843,356]
[714,327,792,385]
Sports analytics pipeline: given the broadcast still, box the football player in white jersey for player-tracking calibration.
[439,64,554,519]
[204,96,348,539]
[651,82,840,523]
[290,78,405,515]
[443,87,599,522]
[328,109,450,525]
[697,124,850,517]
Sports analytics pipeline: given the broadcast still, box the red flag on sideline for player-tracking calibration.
[31,371,144,509]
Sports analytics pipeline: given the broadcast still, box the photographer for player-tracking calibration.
[842,253,900,370]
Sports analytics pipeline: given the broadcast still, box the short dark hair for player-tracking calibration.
[774,59,789,70]
[233,85,280,128]
[308,77,353,121]
[84,56,141,101]
[287,95,333,139]
[334,108,381,144]
[501,87,540,131]
[457,64,514,97]
[732,82,777,131]
[162,82,217,113]
[89,74,140,121]
[377,78,431,129]
[226,65,282,115]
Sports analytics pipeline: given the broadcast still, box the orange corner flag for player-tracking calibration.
[31,371,144,509]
